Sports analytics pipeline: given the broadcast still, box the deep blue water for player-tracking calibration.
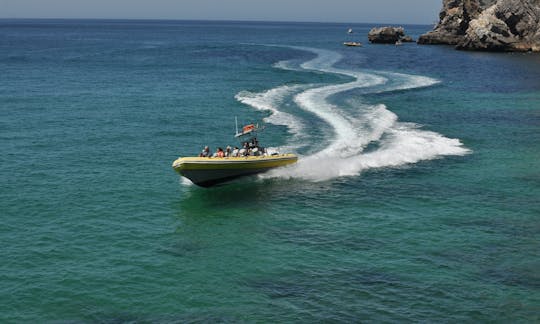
[1,19,539,322]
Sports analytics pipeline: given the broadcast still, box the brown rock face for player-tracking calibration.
[418,0,540,52]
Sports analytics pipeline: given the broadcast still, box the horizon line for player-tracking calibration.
[0,17,436,27]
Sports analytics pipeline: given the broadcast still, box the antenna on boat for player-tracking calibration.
[235,116,239,136]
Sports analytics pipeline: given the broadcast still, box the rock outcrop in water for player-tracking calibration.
[368,27,414,44]
[418,0,540,52]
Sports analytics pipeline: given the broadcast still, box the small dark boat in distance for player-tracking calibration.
[343,41,362,47]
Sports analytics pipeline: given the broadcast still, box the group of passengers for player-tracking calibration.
[199,138,265,158]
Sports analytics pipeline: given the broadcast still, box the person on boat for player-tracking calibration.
[215,147,225,158]
[200,146,210,157]
[251,138,259,148]
[232,146,239,157]
[239,143,248,156]
[225,146,231,157]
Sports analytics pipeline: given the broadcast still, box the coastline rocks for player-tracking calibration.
[400,35,415,42]
[368,26,414,44]
[457,0,540,51]
[418,0,489,45]
[418,0,540,52]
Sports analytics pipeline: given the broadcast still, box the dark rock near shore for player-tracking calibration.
[368,27,415,44]
[400,35,415,42]
[418,0,540,52]
[418,0,490,45]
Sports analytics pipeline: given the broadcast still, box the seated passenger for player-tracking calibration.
[216,147,225,158]
[232,146,239,157]
[199,146,210,157]
[225,146,231,157]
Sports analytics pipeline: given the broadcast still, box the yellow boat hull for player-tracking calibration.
[172,154,298,187]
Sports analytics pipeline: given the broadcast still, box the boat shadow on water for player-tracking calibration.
[173,177,294,217]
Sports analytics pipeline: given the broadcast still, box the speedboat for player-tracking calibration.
[172,123,298,187]
[172,154,297,187]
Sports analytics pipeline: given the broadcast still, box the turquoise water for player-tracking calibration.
[1,19,539,322]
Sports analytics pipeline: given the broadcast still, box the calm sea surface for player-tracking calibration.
[1,19,539,322]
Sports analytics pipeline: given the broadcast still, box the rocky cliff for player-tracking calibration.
[418,0,540,52]
[368,27,414,44]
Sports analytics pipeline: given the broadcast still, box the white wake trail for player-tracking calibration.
[235,85,307,136]
[262,46,469,182]
[291,47,388,157]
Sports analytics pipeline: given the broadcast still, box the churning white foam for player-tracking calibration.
[259,46,469,182]
[376,71,441,93]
